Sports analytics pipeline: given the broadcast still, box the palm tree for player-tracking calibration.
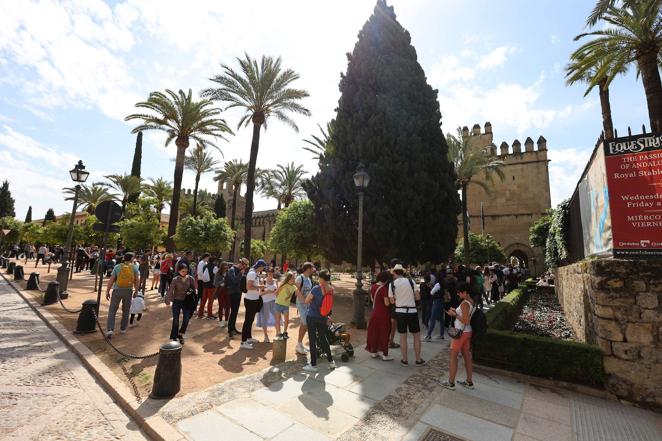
[145,177,172,217]
[184,145,220,216]
[257,169,282,209]
[214,159,248,258]
[63,184,115,214]
[125,89,232,251]
[202,54,310,258]
[575,0,662,131]
[446,127,505,264]
[274,162,307,208]
[101,173,142,212]
[303,121,334,161]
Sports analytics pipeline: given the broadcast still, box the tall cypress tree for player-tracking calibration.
[128,131,142,203]
[0,180,15,218]
[305,0,460,265]
[44,208,56,223]
[214,193,227,219]
[24,206,32,223]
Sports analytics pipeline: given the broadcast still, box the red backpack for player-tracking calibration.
[320,285,334,317]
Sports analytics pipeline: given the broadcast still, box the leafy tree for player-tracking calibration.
[214,193,227,218]
[119,203,164,251]
[305,1,460,265]
[529,212,553,259]
[20,222,43,244]
[575,0,662,130]
[545,200,571,268]
[44,208,56,223]
[64,184,115,214]
[102,173,143,212]
[239,239,268,262]
[24,206,32,223]
[268,200,320,260]
[125,89,233,251]
[76,215,118,247]
[184,145,219,216]
[0,180,15,218]
[179,188,215,219]
[447,127,505,263]
[202,54,311,258]
[454,232,505,265]
[42,217,69,245]
[303,121,335,161]
[174,214,233,253]
[128,131,143,203]
[145,177,172,216]
[0,216,21,249]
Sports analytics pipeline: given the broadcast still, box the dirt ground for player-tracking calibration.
[6,258,371,400]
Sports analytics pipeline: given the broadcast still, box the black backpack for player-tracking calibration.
[470,307,487,339]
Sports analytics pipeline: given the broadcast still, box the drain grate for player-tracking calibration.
[420,428,465,441]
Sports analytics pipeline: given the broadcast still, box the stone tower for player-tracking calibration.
[461,122,551,275]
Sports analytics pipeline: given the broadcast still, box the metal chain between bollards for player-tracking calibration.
[90,308,160,359]
[55,288,83,314]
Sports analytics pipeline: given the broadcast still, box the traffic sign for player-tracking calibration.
[93,223,120,233]
[95,201,122,224]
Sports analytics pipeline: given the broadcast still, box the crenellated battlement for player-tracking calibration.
[462,122,548,157]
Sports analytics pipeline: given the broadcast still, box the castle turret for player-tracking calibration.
[488,142,497,156]
[537,135,547,151]
[462,126,469,138]
[512,139,522,154]
[472,124,481,136]
[484,121,492,134]
[500,141,509,155]
[524,137,534,152]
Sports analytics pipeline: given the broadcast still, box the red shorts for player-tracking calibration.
[450,331,472,352]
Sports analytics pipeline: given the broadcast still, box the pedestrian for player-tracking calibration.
[425,275,445,341]
[256,268,278,342]
[198,256,217,319]
[213,261,230,328]
[129,290,145,327]
[195,253,210,306]
[240,259,267,349]
[274,272,296,339]
[294,262,314,355]
[36,244,47,267]
[151,255,161,291]
[105,253,139,339]
[159,254,174,298]
[138,255,150,292]
[420,272,433,329]
[226,258,249,338]
[165,262,196,344]
[440,282,476,390]
[303,270,336,372]
[388,263,425,366]
[365,270,393,361]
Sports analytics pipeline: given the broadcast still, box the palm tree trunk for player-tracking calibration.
[229,184,239,260]
[598,80,614,139]
[192,173,200,216]
[243,122,261,258]
[462,183,469,264]
[167,138,188,251]
[638,49,662,132]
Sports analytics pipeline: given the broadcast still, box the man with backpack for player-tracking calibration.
[388,264,425,366]
[105,253,139,338]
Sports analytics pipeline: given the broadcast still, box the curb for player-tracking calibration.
[0,272,186,441]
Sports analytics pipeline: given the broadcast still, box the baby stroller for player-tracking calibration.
[317,320,354,362]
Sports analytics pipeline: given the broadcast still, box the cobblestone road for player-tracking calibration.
[0,278,148,441]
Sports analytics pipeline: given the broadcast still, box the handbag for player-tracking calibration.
[448,302,476,339]
[183,285,198,310]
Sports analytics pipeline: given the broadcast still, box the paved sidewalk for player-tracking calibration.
[0,278,148,441]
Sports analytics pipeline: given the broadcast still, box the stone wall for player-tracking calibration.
[555,259,662,408]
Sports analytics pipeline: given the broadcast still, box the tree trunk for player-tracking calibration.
[598,80,614,140]
[243,122,262,259]
[192,173,200,216]
[462,183,469,264]
[167,138,189,251]
[229,184,239,260]
[638,49,662,132]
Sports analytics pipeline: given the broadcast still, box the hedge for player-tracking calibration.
[485,284,530,330]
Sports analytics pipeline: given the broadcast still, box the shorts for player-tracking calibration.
[153,269,160,276]
[395,312,420,334]
[274,303,290,314]
[390,304,397,320]
[450,331,472,352]
[296,301,309,326]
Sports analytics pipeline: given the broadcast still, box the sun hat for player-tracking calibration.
[392,264,405,272]
[253,259,267,269]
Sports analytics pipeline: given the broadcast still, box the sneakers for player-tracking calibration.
[370,352,380,358]
[436,334,444,340]
[283,332,289,339]
[439,380,455,390]
[458,380,475,389]
[240,341,254,350]
[423,335,432,342]
[105,330,113,339]
[119,329,127,334]
[329,360,337,370]
[178,335,185,345]
[303,364,318,373]
[381,354,394,361]
[296,343,307,355]
[389,342,400,349]
[400,360,409,366]
[219,320,227,328]
[207,315,218,320]
[248,338,259,344]
[415,359,426,366]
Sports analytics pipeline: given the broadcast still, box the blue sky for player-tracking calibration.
[0,0,651,221]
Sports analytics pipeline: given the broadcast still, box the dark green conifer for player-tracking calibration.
[24,206,32,223]
[44,208,56,223]
[128,131,142,203]
[0,180,15,218]
[214,193,227,219]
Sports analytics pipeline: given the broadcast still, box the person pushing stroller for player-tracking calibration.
[303,270,336,373]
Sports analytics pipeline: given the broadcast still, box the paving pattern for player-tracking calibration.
[0,278,147,441]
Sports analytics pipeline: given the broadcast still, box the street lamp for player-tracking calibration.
[57,160,89,298]
[352,163,369,329]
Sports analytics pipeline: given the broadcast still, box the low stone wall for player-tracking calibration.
[554,259,662,409]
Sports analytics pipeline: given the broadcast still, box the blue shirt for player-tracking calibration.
[307,285,325,319]
[296,275,312,305]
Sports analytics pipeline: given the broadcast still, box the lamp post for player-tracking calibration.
[57,160,90,298]
[352,164,369,329]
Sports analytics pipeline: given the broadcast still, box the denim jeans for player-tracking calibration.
[427,298,445,337]
[170,299,194,340]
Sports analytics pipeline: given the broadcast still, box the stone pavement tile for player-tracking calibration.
[278,394,358,437]
[357,356,413,378]
[304,382,376,419]
[347,371,406,401]
[216,397,295,438]
[252,376,316,406]
[470,371,527,394]
[270,422,332,441]
[435,388,520,428]
[420,403,513,441]
[401,422,430,441]
[516,412,572,441]
[310,364,375,388]
[524,384,570,407]
[522,394,571,425]
[177,410,262,441]
[454,379,523,409]
[512,434,541,441]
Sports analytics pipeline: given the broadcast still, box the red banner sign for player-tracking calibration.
[604,132,662,258]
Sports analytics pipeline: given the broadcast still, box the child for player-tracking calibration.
[274,272,296,339]
[129,290,145,326]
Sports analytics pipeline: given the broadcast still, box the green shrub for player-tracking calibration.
[485,285,530,330]
[473,329,606,387]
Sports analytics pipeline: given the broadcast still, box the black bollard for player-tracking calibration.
[150,341,183,399]
[0,257,5,268]
[13,265,24,281]
[42,281,59,306]
[74,299,98,334]
[26,272,40,290]
[7,261,15,274]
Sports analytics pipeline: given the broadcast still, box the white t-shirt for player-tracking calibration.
[245,269,260,300]
[262,279,277,302]
[196,260,207,279]
[388,277,418,309]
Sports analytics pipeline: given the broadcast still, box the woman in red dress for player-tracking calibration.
[365,270,393,361]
